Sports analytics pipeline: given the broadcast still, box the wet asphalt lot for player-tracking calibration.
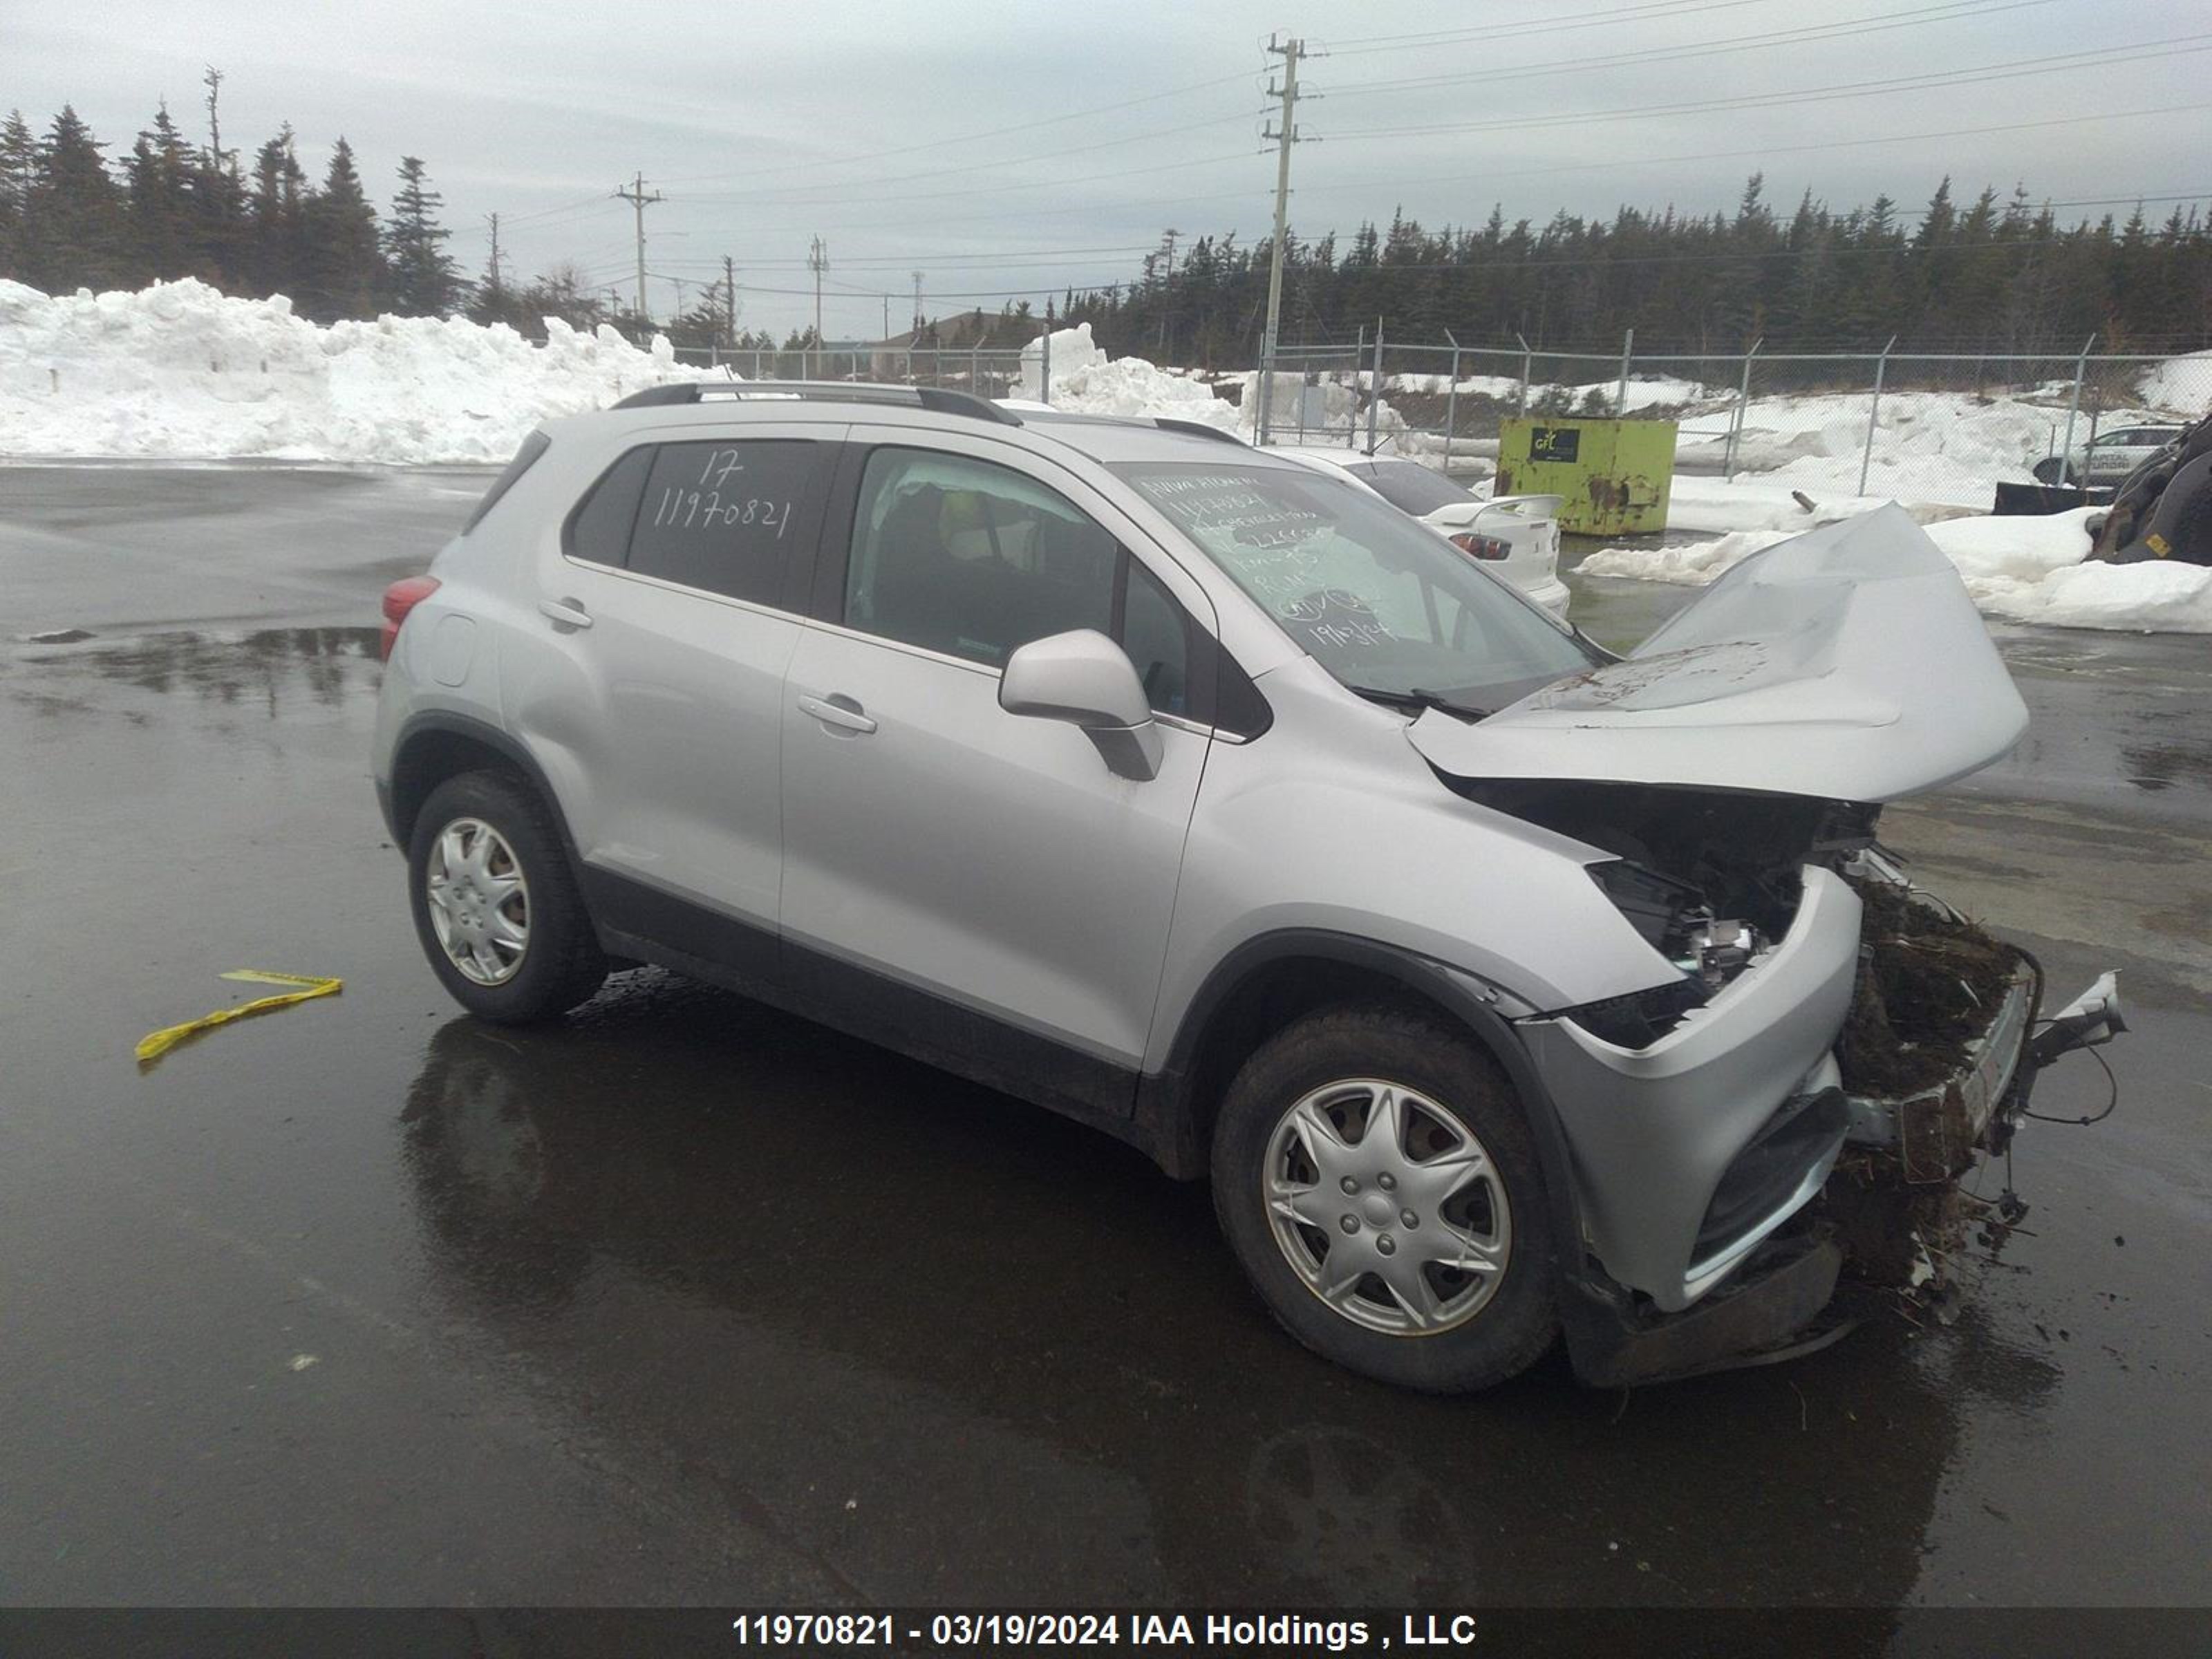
[1,466,2208,1618]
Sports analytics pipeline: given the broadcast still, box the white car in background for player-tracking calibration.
[1265,446,1571,619]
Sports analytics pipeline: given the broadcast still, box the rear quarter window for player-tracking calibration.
[564,446,654,566]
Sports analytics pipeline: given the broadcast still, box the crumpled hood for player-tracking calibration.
[1407,505,2029,803]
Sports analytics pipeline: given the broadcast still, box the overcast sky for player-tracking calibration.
[14,0,2209,342]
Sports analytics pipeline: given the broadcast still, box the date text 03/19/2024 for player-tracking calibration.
[727,1611,1482,1650]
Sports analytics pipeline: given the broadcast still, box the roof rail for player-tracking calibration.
[609,381,1021,426]
[1152,417,1246,444]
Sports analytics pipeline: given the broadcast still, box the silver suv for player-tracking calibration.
[374,383,2118,1393]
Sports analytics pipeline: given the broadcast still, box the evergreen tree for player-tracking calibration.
[26,105,129,291]
[247,124,310,298]
[297,137,384,321]
[0,111,38,276]
[383,155,462,316]
[124,104,196,282]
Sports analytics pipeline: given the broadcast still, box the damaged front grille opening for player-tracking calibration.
[1836,869,2024,1098]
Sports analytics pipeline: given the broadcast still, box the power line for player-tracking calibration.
[1324,0,2060,99]
[1323,35,2212,142]
[1320,0,1783,55]
[1272,102,2212,211]
[654,69,1253,187]
[675,111,1268,208]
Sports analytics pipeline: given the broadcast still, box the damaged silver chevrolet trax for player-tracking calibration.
[373,384,2122,1391]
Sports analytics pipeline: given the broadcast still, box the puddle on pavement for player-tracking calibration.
[8,626,382,716]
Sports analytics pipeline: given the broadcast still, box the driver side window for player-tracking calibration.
[843,447,1192,717]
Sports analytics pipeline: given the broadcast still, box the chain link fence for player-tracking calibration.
[1261,334,2212,511]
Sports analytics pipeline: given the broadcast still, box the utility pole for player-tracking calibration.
[724,256,738,346]
[808,236,829,348]
[912,271,925,335]
[614,173,663,325]
[1257,35,1306,444]
[882,293,890,341]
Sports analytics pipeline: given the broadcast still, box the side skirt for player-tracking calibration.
[581,865,1161,1166]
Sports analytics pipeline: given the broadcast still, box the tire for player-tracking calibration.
[407,770,609,1022]
[2030,458,2064,486]
[1211,1004,1558,1393]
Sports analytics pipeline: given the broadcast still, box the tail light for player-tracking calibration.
[379,576,442,661]
[1450,532,1512,561]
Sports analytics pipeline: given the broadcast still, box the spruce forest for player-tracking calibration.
[3,93,2207,363]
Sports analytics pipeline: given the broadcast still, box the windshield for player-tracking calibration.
[1115,462,1595,711]
[1353,458,1475,518]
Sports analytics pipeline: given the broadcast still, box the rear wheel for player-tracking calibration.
[2031,457,2065,486]
[408,771,608,1022]
[1212,1004,1558,1392]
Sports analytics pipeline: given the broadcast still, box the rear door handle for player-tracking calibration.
[796,693,878,735]
[538,597,593,630]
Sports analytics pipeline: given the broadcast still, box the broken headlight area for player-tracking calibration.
[1556,976,1709,1050]
[1465,776,1878,962]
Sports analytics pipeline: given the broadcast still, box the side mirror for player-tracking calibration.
[999,629,1163,781]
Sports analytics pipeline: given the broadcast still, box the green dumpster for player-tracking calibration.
[1495,418,1676,536]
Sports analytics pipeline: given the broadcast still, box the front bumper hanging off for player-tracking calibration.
[1548,899,2124,1388]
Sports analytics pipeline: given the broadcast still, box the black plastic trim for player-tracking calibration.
[1140,932,1586,1253]
[580,865,1147,1150]
[383,711,584,868]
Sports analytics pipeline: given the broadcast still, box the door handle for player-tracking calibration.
[538,597,593,630]
[796,693,878,735]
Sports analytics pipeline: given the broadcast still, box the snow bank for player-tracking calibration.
[1580,506,2212,633]
[1018,322,1240,431]
[0,279,708,463]
[2137,349,2212,416]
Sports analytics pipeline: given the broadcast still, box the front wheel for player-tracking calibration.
[1211,1005,1558,1392]
[408,771,609,1022]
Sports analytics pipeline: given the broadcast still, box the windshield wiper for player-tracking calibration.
[1347,684,1490,720]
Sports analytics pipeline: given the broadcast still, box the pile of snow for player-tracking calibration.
[2137,349,2212,415]
[1581,507,2212,632]
[1385,371,1725,412]
[0,279,707,463]
[1018,322,1239,432]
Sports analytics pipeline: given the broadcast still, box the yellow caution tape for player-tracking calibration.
[135,969,343,1065]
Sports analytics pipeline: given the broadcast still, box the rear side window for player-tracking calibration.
[626,440,828,603]
[462,431,550,534]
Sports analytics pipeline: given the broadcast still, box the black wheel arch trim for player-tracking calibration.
[383,711,588,878]
[1137,928,1589,1271]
